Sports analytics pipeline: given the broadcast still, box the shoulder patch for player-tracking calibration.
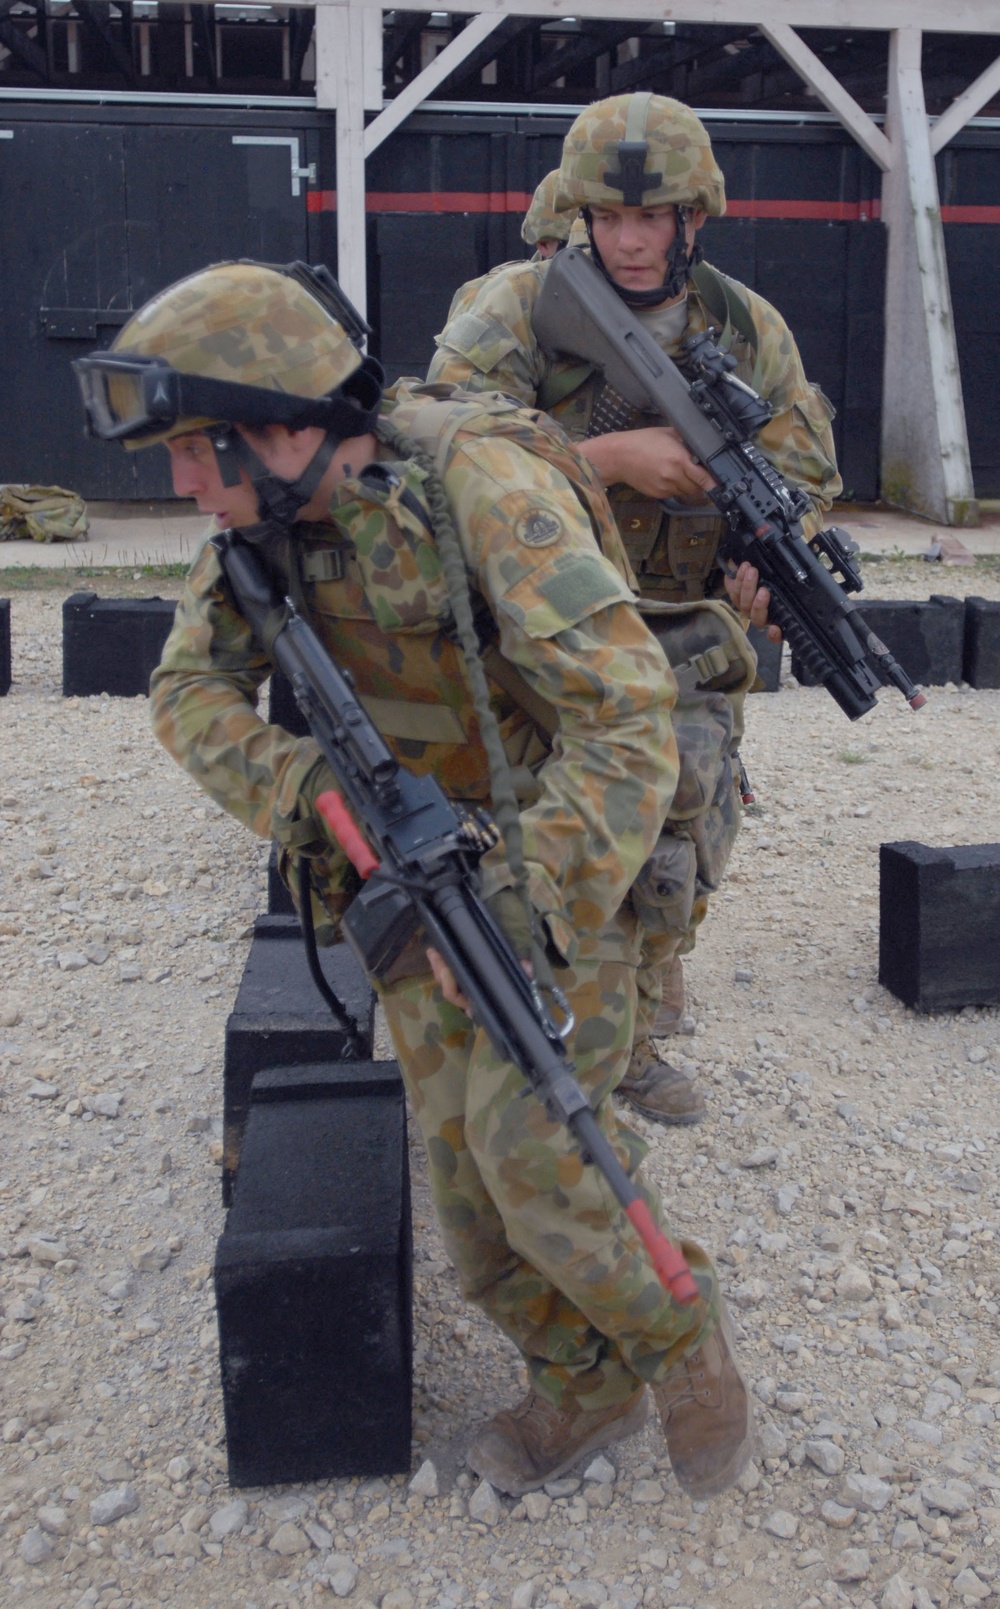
[514,509,563,548]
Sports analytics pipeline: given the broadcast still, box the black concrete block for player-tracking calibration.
[963,597,1000,689]
[792,595,964,688]
[268,668,311,737]
[879,840,1000,1012]
[0,599,10,696]
[62,592,177,697]
[747,622,781,693]
[267,842,297,917]
[223,915,376,1203]
[215,1060,412,1486]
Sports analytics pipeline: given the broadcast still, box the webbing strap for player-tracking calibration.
[691,263,758,356]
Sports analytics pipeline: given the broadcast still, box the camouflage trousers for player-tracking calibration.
[379,906,720,1412]
[629,599,755,1042]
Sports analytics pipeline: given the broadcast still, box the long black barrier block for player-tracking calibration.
[215,1060,412,1487]
[963,597,1000,690]
[792,595,965,688]
[62,593,177,697]
[879,840,1000,1012]
[223,914,376,1204]
[0,600,10,696]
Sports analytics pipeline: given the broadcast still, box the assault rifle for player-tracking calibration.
[212,528,700,1306]
[533,247,926,722]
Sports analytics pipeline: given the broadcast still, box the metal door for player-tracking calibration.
[0,118,311,498]
[0,122,134,497]
[122,125,312,498]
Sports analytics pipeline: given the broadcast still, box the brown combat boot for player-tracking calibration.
[652,1302,753,1497]
[617,1039,706,1126]
[652,954,686,1036]
[466,1387,648,1496]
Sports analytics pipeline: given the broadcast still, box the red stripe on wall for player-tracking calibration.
[725,198,882,221]
[940,204,1000,223]
[307,190,998,222]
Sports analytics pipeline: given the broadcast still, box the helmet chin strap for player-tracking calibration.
[583,204,702,309]
[209,425,339,535]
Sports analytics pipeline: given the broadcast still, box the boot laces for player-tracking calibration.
[660,1349,712,1412]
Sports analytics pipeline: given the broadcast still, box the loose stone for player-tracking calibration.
[832,1547,871,1581]
[805,1439,845,1475]
[468,1480,502,1525]
[20,1526,53,1565]
[763,1509,798,1539]
[89,1484,140,1525]
[408,1458,439,1498]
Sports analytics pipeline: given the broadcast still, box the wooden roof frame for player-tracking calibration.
[317,0,1000,521]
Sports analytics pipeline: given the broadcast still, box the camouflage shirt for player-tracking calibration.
[428,253,842,600]
[149,390,679,951]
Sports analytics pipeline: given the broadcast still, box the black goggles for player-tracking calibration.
[73,351,383,444]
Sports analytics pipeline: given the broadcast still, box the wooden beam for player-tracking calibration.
[758,22,891,170]
[0,13,47,76]
[930,49,1000,153]
[363,10,505,157]
[880,28,977,526]
[316,4,370,316]
[295,0,1000,38]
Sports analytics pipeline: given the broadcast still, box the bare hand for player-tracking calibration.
[724,560,782,642]
[426,944,533,1014]
[581,426,716,502]
[426,947,470,1012]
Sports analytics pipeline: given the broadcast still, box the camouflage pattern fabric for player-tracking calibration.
[427,248,839,1013]
[149,389,724,1400]
[558,92,726,216]
[112,261,362,447]
[0,484,88,543]
[521,168,575,246]
[427,252,841,573]
[381,901,719,1410]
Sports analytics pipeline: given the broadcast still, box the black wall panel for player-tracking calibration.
[0,104,996,504]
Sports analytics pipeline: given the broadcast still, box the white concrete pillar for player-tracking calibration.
[880,28,978,526]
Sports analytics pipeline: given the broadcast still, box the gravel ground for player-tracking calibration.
[1,560,999,1609]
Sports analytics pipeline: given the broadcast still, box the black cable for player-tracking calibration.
[297,856,367,1055]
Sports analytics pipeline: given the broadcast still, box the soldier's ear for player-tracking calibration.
[691,207,707,232]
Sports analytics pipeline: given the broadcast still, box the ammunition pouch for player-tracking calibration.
[631,598,757,936]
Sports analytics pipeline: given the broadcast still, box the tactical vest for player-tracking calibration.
[279,385,633,805]
[536,262,758,604]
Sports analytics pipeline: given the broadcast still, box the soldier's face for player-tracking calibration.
[589,202,705,297]
[166,432,260,528]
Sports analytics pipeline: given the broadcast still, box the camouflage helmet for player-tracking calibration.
[521,169,575,247]
[559,92,726,217]
[102,261,367,449]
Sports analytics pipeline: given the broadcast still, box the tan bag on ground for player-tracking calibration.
[0,485,89,543]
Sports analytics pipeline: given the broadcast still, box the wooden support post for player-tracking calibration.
[930,49,1000,155]
[757,23,891,172]
[316,1,370,320]
[880,29,978,527]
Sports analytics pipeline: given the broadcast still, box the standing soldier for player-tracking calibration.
[75,260,754,1498]
[520,167,574,260]
[429,92,842,1128]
